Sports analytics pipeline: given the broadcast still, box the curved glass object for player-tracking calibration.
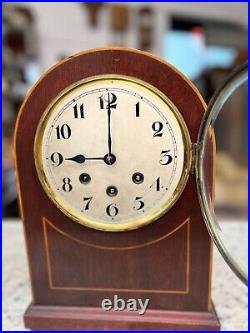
[196,63,248,286]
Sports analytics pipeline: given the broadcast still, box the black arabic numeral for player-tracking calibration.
[135,101,140,117]
[152,121,163,137]
[106,92,117,109]
[62,177,72,192]
[73,103,84,118]
[83,197,93,210]
[134,197,144,210]
[159,150,173,165]
[150,177,161,191]
[50,152,63,166]
[106,203,118,217]
[99,94,104,109]
[99,92,117,110]
[56,124,71,139]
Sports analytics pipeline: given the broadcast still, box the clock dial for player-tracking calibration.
[34,76,191,231]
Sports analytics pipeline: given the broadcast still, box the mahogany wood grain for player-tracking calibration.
[14,47,219,330]
[24,303,220,330]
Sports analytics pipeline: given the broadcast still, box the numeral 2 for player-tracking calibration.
[152,122,163,137]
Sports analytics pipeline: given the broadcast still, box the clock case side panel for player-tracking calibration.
[14,48,215,314]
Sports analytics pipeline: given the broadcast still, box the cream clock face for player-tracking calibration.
[34,76,191,231]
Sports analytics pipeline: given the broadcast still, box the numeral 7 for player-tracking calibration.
[83,197,93,210]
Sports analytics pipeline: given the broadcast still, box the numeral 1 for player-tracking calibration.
[135,102,140,117]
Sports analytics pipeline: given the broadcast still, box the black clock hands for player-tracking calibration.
[65,155,104,164]
[66,92,117,166]
[65,155,85,163]
[104,92,116,165]
[108,105,112,156]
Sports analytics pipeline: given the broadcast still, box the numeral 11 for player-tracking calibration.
[73,103,84,118]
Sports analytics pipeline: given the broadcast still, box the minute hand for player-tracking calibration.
[104,94,116,166]
[107,106,112,156]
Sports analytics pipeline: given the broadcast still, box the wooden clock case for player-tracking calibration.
[14,48,220,330]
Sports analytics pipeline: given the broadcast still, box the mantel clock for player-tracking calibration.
[14,48,247,330]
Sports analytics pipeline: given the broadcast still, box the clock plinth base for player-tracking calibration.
[24,303,220,331]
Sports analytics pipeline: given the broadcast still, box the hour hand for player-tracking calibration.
[65,155,104,164]
[65,154,85,163]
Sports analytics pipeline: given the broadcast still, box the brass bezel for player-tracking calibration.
[34,74,192,232]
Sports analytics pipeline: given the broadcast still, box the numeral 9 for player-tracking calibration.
[50,152,63,166]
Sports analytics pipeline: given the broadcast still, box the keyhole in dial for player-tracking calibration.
[79,173,91,184]
[106,186,118,197]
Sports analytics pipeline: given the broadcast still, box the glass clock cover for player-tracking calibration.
[196,63,248,286]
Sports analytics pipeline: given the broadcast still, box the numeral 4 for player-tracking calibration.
[150,177,162,191]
